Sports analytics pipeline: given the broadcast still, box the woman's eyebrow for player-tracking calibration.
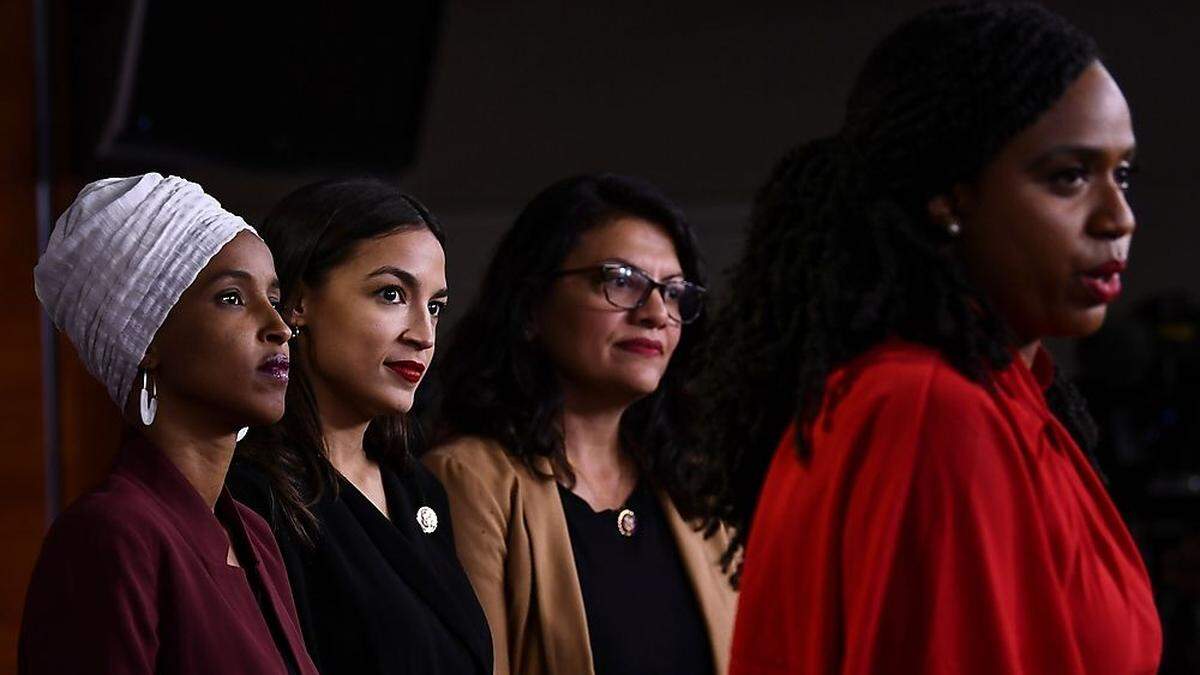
[1029,142,1138,167]
[601,258,685,281]
[368,265,448,298]
[206,269,281,292]
[206,269,254,285]
[366,265,416,285]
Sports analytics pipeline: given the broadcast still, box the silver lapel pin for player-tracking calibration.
[416,506,438,534]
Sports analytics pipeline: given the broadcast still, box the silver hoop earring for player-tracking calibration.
[947,221,962,237]
[139,370,158,427]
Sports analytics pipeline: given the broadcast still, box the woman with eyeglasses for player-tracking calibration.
[424,173,736,675]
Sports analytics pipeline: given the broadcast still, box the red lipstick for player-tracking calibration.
[615,338,664,356]
[386,360,425,384]
[1080,259,1126,304]
[258,354,290,383]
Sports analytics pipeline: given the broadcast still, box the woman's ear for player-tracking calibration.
[927,179,981,223]
[289,285,308,328]
[138,343,160,370]
[928,183,977,237]
[926,194,959,228]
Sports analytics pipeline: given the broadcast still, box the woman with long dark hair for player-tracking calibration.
[700,3,1160,673]
[425,173,735,675]
[21,174,317,674]
[227,178,491,675]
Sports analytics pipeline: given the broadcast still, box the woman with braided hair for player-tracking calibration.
[701,3,1161,673]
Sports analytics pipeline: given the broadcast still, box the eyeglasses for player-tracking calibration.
[554,262,706,324]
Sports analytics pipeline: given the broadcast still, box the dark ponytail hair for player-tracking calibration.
[238,177,444,546]
[697,2,1104,580]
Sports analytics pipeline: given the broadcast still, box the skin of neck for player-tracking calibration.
[1007,315,1042,368]
[1016,339,1042,369]
[559,382,639,509]
[128,393,238,511]
[957,293,1043,369]
[308,376,374,480]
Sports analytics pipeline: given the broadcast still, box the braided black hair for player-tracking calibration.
[697,2,1105,580]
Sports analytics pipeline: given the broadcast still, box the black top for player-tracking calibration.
[228,459,492,675]
[558,482,715,675]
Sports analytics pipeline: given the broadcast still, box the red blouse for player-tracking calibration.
[730,340,1161,674]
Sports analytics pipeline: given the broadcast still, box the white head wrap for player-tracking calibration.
[34,173,257,408]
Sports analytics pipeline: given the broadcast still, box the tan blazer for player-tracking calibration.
[424,435,737,675]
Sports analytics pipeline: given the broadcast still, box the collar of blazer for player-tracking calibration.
[524,454,737,675]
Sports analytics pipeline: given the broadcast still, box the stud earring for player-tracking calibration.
[289,325,302,340]
[236,427,250,442]
[947,221,962,237]
[139,370,157,427]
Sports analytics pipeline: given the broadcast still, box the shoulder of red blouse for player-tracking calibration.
[817,339,1009,447]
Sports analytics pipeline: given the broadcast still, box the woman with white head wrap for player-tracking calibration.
[19,174,318,675]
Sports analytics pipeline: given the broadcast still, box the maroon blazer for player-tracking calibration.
[19,435,318,675]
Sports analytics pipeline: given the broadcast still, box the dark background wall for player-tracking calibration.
[2,1,1197,671]
[151,1,1200,328]
[0,2,47,669]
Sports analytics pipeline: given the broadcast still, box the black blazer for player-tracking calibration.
[228,458,492,675]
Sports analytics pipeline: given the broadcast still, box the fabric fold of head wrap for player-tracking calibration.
[34,173,257,408]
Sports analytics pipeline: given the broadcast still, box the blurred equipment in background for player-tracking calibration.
[65,0,443,172]
[1078,290,1200,674]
